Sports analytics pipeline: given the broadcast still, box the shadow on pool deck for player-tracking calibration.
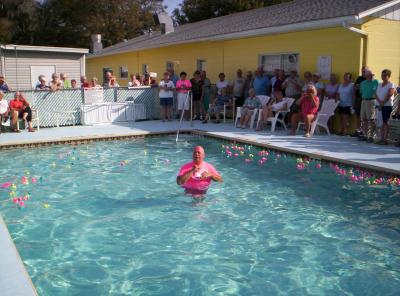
[0,120,399,174]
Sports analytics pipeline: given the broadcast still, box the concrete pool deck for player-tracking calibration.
[0,120,399,175]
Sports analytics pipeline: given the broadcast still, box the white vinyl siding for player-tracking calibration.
[2,51,85,90]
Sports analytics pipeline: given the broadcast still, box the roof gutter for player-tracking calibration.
[358,0,400,19]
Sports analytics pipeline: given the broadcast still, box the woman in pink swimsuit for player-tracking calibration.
[290,84,320,137]
[177,146,222,196]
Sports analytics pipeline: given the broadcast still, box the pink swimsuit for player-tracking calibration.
[178,161,220,194]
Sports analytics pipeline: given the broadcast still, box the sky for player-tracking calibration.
[164,0,182,14]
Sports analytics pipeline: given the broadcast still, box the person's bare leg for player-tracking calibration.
[168,106,172,120]
[256,108,267,130]
[362,119,368,138]
[290,113,299,135]
[12,110,18,130]
[382,122,389,141]
[239,111,246,126]
[243,111,253,127]
[343,114,349,134]
[28,121,34,132]
[304,115,313,136]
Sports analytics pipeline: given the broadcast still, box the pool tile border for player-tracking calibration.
[0,129,398,175]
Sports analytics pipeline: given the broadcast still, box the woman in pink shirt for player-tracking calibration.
[290,84,319,137]
[176,72,192,120]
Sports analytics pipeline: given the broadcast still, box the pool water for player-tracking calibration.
[0,135,399,295]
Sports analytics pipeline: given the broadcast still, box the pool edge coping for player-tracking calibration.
[191,130,400,176]
[0,215,38,296]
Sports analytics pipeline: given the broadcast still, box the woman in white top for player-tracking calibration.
[256,90,289,131]
[128,74,141,87]
[336,72,354,135]
[159,72,175,121]
[375,69,396,145]
[0,91,9,132]
[325,74,339,100]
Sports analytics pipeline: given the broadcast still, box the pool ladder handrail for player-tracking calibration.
[176,91,193,142]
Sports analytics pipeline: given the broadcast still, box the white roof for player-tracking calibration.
[0,44,88,54]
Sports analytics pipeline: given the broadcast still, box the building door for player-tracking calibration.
[30,65,56,88]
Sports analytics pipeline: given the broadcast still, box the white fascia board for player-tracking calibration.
[0,44,89,54]
[87,15,360,59]
[206,16,359,41]
[358,0,400,19]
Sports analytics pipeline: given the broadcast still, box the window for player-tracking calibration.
[197,59,206,71]
[119,66,128,79]
[142,64,149,74]
[166,61,174,72]
[259,53,299,74]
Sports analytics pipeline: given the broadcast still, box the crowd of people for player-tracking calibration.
[0,66,399,144]
[157,66,399,145]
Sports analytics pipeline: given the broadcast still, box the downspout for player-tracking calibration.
[342,21,369,68]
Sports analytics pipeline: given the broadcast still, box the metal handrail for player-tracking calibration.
[176,91,193,142]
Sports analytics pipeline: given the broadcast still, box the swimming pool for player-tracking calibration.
[0,135,399,295]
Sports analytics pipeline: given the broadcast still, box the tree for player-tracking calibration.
[0,0,164,48]
[0,0,40,44]
[172,0,291,25]
[35,0,164,48]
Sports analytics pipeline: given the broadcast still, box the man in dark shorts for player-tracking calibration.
[190,70,204,120]
[353,66,368,137]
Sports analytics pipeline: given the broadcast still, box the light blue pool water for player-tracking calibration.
[0,135,399,296]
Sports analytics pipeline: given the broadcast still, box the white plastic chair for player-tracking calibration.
[257,97,295,132]
[235,95,270,128]
[222,98,235,123]
[297,99,339,136]
[208,98,235,123]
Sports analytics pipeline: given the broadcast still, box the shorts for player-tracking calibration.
[338,106,351,115]
[354,97,362,116]
[240,108,255,117]
[208,104,224,114]
[177,92,190,110]
[376,106,393,123]
[360,100,375,120]
[192,93,202,101]
[160,97,173,106]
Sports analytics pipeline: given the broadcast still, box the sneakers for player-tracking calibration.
[236,124,242,128]
[366,137,374,143]
[375,139,388,145]
[357,136,367,141]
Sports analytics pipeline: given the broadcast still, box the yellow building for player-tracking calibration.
[87,0,400,86]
